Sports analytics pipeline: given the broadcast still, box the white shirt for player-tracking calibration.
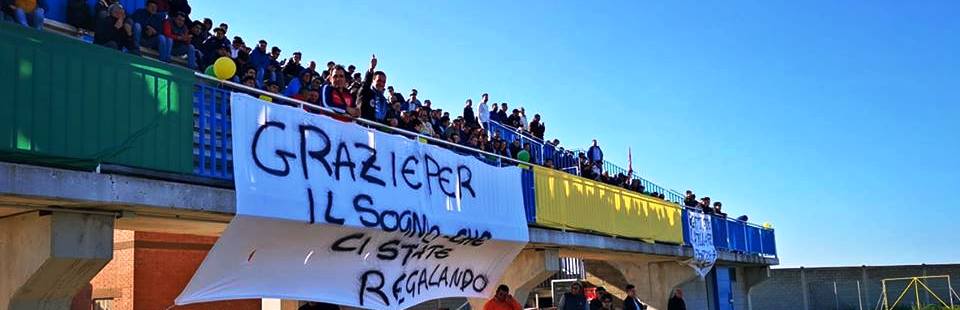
[478,102,490,124]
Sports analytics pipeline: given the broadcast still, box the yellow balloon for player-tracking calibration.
[763,222,773,229]
[213,57,236,80]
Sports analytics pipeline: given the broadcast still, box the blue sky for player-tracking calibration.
[192,1,959,268]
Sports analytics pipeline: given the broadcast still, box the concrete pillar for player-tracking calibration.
[800,267,809,310]
[468,248,559,309]
[1,211,114,310]
[743,266,770,310]
[606,260,697,310]
[862,265,870,309]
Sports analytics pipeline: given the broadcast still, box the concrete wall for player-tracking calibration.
[750,264,960,310]
[678,278,710,309]
[676,267,752,310]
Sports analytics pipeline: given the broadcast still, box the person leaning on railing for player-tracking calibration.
[683,190,698,208]
[529,113,545,139]
[318,65,359,120]
[699,197,714,215]
[199,26,228,68]
[713,201,727,217]
[505,108,522,129]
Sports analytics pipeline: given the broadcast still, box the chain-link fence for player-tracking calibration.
[805,277,959,310]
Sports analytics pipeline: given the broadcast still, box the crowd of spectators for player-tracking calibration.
[11,0,747,220]
[683,189,747,221]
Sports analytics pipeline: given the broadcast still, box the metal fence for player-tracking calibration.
[682,208,777,257]
[569,150,685,204]
[486,121,580,174]
[193,83,233,179]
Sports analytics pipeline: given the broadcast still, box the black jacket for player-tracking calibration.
[93,16,133,47]
[506,114,521,128]
[463,106,476,126]
[560,293,588,310]
[200,35,228,66]
[623,296,647,310]
[668,296,686,310]
[530,120,545,139]
[356,70,387,122]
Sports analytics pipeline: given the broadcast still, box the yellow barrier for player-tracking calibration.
[532,166,684,244]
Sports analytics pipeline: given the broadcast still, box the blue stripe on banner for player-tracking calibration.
[522,168,537,223]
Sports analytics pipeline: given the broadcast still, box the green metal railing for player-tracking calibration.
[0,23,195,173]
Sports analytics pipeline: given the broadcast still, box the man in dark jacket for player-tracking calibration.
[199,26,228,68]
[282,51,304,82]
[497,102,509,123]
[161,11,196,68]
[668,288,686,310]
[131,0,169,56]
[506,109,522,129]
[558,282,589,310]
[489,103,501,123]
[622,284,648,310]
[529,114,545,139]
[93,4,139,54]
[463,99,477,128]
[683,190,698,208]
[587,139,603,164]
[356,54,388,123]
[249,39,270,71]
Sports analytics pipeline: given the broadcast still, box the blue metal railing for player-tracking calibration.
[487,121,581,174]
[193,83,233,179]
[681,208,777,258]
[487,121,544,163]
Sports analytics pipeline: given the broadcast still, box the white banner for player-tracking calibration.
[176,94,529,309]
[684,211,717,278]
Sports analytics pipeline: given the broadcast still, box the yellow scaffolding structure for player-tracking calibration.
[880,275,957,310]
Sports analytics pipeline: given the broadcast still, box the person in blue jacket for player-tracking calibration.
[587,139,604,164]
[132,0,171,61]
[283,69,314,97]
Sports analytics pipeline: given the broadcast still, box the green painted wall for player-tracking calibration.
[0,23,195,173]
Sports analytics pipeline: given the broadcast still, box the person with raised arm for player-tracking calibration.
[357,54,388,123]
